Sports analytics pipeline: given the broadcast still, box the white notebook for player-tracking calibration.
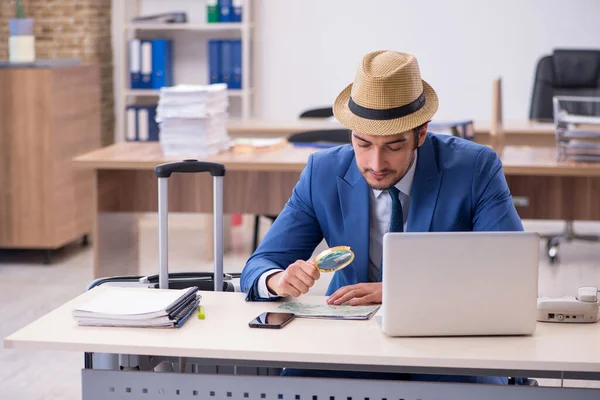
[73,286,198,321]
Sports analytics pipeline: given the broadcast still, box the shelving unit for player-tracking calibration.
[125,22,253,31]
[124,88,250,97]
[115,0,254,142]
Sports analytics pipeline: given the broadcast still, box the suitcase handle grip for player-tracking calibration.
[155,160,226,178]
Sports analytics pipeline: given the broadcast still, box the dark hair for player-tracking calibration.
[412,122,428,148]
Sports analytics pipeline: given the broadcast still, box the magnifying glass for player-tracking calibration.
[313,246,355,272]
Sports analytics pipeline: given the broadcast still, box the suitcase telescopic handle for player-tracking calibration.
[155,159,226,291]
[155,159,226,178]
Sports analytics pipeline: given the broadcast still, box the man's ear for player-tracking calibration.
[417,122,428,147]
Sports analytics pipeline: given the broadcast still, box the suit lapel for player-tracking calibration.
[337,159,370,284]
[407,135,443,232]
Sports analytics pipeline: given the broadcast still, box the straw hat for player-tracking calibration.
[333,51,439,136]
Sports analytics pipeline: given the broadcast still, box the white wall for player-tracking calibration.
[253,0,600,122]
[113,0,600,137]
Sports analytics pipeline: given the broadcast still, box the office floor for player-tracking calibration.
[2,216,600,399]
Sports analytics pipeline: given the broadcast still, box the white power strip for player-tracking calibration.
[537,286,600,323]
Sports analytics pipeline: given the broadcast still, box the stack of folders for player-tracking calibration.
[72,286,200,328]
[156,83,231,157]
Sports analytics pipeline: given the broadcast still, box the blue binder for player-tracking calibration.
[129,39,141,89]
[125,105,138,141]
[232,0,242,22]
[151,39,173,89]
[140,40,153,89]
[220,40,232,88]
[230,39,242,89]
[208,40,222,84]
[145,105,159,141]
[125,105,159,141]
[138,105,159,141]
[219,0,232,22]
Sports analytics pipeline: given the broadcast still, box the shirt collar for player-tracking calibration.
[372,151,418,198]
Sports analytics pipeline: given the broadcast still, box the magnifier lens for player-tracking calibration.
[314,246,354,272]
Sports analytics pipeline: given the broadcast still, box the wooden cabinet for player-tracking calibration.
[0,65,101,253]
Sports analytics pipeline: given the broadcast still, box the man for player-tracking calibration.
[240,51,523,384]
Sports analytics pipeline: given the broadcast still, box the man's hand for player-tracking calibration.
[327,283,382,306]
[266,260,320,297]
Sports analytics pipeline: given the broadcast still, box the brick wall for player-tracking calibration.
[0,0,114,145]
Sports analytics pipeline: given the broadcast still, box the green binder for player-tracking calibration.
[207,0,220,23]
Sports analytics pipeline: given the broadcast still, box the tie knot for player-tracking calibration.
[388,186,400,197]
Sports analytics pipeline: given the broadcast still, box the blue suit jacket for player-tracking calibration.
[240,133,524,301]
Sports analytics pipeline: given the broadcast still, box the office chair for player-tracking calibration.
[298,107,334,119]
[252,128,351,252]
[530,49,600,121]
[529,49,600,263]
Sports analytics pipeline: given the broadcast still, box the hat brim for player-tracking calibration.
[333,80,439,136]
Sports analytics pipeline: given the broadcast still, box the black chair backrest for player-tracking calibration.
[299,107,334,119]
[287,129,351,144]
[530,49,600,121]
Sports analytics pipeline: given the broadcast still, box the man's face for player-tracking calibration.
[352,124,428,190]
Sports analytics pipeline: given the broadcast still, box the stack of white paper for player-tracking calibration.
[156,83,231,157]
[72,286,200,328]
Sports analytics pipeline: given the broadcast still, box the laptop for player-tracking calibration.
[378,231,540,337]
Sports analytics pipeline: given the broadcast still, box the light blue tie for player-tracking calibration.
[378,187,404,281]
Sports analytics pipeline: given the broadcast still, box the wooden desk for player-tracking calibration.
[5,289,600,399]
[227,119,557,147]
[74,142,600,279]
[75,143,316,278]
[501,147,600,223]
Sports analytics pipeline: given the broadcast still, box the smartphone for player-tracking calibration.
[248,312,295,329]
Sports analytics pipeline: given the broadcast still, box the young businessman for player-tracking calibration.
[240,50,523,384]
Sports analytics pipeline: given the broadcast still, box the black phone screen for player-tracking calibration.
[249,312,295,329]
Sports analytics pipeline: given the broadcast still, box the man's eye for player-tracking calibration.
[388,145,404,151]
[357,143,370,148]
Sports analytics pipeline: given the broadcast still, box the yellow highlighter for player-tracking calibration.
[197,305,206,320]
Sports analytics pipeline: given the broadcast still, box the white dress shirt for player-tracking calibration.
[367,153,416,282]
[257,153,417,298]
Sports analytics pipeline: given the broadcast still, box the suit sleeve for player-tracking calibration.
[472,147,524,231]
[240,154,324,301]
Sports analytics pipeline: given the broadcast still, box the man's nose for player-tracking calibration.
[369,149,385,171]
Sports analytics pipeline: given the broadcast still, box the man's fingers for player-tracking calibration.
[332,289,366,305]
[300,260,320,280]
[290,275,310,294]
[349,293,375,306]
[327,286,352,304]
[326,283,382,306]
[280,285,301,297]
[283,275,310,295]
[278,274,303,297]
[296,269,316,288]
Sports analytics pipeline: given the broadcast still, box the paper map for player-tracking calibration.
[276,302,380,320]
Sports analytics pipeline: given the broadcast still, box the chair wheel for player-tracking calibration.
[548,245,559,264]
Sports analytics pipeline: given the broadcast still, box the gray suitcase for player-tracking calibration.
[85,159,249,372]
[86,159,236,292]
